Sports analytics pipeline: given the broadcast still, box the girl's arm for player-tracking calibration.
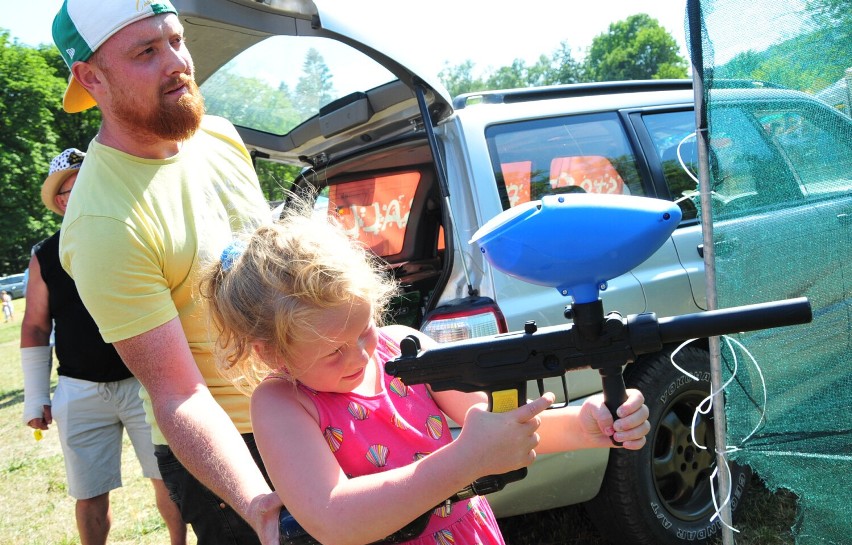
[251,379,550,545]
[381,325,650,452]
[536,389,650,452]
[380,325,487,425]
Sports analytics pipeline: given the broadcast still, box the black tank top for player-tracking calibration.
[35,231,132,382]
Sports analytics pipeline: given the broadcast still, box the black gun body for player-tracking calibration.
[385,297,813,412]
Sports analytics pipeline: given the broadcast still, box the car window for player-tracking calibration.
[645,106,807,221]
[1,274,23,285]
[200,35,395,136]
[755,105,852,199]
[485,112,645,211]
[711,106,802,210]
[643,110,699,221]
[319,172,421,258]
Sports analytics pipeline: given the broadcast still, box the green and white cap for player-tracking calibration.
[52,0,178,113]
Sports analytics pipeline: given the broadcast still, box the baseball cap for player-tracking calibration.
[42,148,86,216]
[52,0,178,113]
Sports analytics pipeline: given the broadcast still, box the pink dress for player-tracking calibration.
[296,331,505,545]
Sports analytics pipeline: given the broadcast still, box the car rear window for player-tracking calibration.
[485,112,645,211]
[321,172,421,258]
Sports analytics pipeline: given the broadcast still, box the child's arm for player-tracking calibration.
[251,378,551,545]
[381,326,649,451]
[381,325,488,424]
[536,389,650,452]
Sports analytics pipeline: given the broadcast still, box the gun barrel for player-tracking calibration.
[656,297,812,344]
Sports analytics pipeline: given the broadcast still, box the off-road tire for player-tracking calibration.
[584,346,751,545]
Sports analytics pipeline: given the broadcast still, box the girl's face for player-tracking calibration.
[286,300,379,394]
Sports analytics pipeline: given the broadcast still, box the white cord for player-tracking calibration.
[670,131,720,207]
[676,132,700,185]
[668,335,768,535]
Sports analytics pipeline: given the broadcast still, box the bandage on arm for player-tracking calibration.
[21,346,53,424]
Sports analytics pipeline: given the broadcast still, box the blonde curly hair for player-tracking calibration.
[199,199,399,394]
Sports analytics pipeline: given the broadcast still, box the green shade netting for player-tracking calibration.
[686,0,852,543]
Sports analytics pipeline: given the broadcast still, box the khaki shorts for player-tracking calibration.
[51,375,160,499]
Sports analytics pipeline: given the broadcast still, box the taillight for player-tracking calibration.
[420,297,508,343]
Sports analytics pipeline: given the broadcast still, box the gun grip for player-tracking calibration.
[599,367,628,447]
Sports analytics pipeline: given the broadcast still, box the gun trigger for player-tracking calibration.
[492,390,519,413]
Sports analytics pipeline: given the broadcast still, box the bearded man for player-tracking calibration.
[52,2,281,543]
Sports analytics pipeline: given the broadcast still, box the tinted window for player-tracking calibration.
[485,112,645,211]
[643,110,699,221]
[754,104,852,199]
[321,172,421,258]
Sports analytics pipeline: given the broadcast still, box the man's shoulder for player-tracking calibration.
[33,231,60,256]
[200,115,241,142]
[197,115,252,163]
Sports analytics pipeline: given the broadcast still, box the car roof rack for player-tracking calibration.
[452,79,693,109]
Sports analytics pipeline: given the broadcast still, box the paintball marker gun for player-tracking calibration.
[385,193,812,488]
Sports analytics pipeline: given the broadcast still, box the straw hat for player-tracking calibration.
[42,148,86,215]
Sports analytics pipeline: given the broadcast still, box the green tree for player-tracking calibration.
[540,42,585,85]
[486,59,529,90]
[438,60,487,98]
[584,14,688,82]
[717,50,765,80]
[203,68,301,135]
[0,34,98,275]
[294,48,335,118]
[807,0,852,29]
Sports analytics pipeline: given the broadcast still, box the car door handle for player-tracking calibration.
[838,213,852,227]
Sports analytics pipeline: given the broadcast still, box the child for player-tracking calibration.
[200,202,650,545]
[2,290,13,322]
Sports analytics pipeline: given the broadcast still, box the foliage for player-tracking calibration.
[438,60,489,97]
[0,33,99,276]
[255,158,302,204]
[438,14,686,97]
[716,24,851,92]
[585,14,688,82]
[294,48,336,119]
[541,43,585,86]
[203,68,302,135]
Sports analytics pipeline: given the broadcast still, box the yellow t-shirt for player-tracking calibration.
[60,116,271,444]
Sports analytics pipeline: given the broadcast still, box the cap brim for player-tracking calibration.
[42,170,75,216]
[63,77,97,113]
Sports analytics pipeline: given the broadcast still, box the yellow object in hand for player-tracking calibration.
[33,429,43,441]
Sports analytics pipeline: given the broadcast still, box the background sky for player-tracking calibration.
[2,0,692,77]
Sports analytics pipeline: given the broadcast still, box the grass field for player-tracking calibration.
[0,297,797,544]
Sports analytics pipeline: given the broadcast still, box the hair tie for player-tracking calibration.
[220,240,247,272]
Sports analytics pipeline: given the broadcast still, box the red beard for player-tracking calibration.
[110,75,206,142]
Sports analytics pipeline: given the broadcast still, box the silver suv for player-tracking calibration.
[174,1,852,543]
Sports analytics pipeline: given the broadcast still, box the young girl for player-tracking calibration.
[200,203,650,545]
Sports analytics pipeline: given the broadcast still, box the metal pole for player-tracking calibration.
[686,1,735,543]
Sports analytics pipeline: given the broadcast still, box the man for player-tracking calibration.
[51,2,281,543]
[20,148,187,545]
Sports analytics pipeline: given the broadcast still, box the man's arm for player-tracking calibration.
[20,254,52,347]
[20,254,54,428]
[113,317,282,544]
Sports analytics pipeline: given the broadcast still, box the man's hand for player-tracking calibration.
[27,405,53,430]
[249,491,284,545]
